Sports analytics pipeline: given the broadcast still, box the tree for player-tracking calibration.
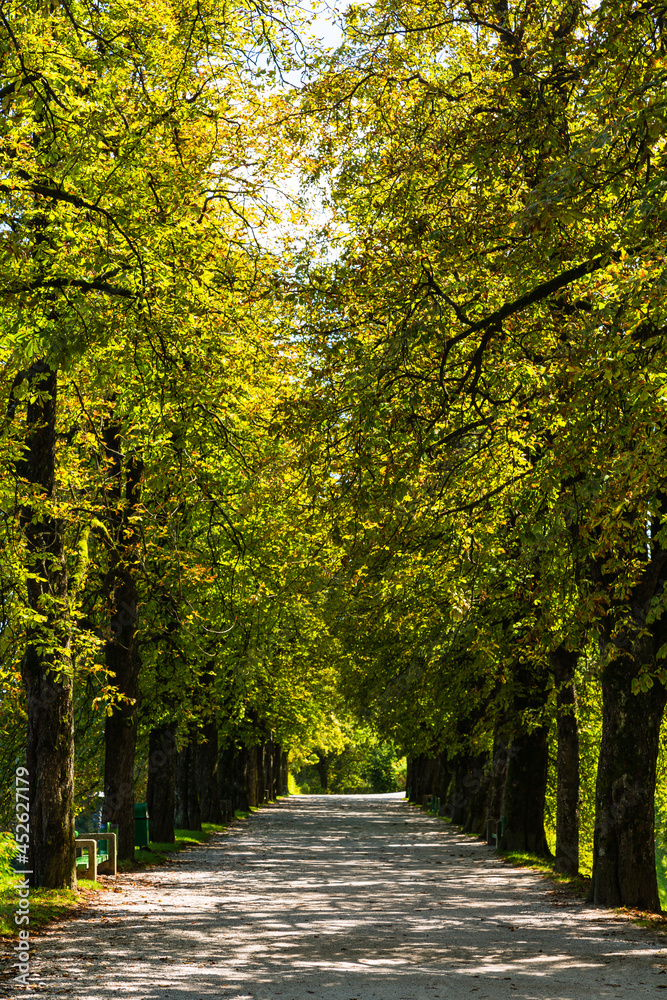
[0,0,302,886]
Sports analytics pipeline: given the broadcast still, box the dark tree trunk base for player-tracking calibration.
[147,723,177,844]
[487,726,509,836]
[101,424,142,862]
[103,705,137,860]
[504,725,550,857]
[552,646,580,876]
[463,753,490,836]
[233,746,250,812]
[588,656,666,912]
[175,727,202,831]
[17,363,76,889]
[23,654,76,888]
[198,721,222,823]
[279,749,289,796]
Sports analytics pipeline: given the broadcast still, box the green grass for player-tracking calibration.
[655,839,667,910]
[500,850,592,899]
[0,872,102,938]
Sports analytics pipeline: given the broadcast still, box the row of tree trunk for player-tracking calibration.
[407,653,665,912]
[16,376,293,885]
[146,721,289,844]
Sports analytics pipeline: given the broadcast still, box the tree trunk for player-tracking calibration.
[102,566,140,860]
[410,755,429,803]
[198,720,222,823]
[246,744,259,807]
[551,645,580,875]
[279,749,289,796]
[272,742,281,798]
[256,742,267,804]
[410,755,419,801]
[174,742,189,830]
[102,661,139,858]
[187,737,202,831]
[265,739,275,801]
[503,724,550,856]
[449,756,472,825]
[435,752,451,808]
[463,752,490,836]
[233,746,250,812]
[147,722,177,843]
[588,653,666,911]
[316,751,330,792]
[17,363,76,889]
[218,741,234,802]
[101,422,143,861]
[175,725,202,832]
[487,725,509,830]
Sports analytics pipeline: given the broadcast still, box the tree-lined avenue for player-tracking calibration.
[5,0,667,924]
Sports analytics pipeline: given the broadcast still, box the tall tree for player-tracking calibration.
[0,0,301,886]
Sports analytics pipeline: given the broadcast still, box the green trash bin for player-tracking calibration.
[134,802,149,848]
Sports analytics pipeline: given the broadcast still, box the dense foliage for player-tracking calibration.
[2,0,667,914]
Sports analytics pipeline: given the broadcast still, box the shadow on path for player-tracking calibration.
[10,793,667,999]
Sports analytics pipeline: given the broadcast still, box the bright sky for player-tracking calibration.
[297,0,350,64]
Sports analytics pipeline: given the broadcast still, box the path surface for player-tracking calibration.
[6,793,667,998]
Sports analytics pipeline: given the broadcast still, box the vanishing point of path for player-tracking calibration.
[7,793,667,999]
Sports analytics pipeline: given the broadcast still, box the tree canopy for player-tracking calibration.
[3,0,667,914]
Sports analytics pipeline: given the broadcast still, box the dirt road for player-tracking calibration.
[7,793,667,998]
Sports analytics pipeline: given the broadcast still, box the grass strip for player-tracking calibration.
[0,875,102,938]
[499,850,591,900]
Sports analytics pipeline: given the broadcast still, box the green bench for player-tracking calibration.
[75,832,117,876]
[74,802,148,874]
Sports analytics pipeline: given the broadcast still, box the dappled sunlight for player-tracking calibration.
[23,795,667,999]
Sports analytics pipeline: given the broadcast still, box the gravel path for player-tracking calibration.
[6,792,667,998]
